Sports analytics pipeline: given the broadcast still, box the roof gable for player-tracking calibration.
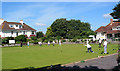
[0,21,36,31]
[95,21,120,33]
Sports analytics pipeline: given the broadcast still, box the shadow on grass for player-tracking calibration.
[2,64,120,71]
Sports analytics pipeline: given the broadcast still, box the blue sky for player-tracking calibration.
[2,2,118,33]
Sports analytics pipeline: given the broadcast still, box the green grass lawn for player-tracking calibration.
[2,44,118,69]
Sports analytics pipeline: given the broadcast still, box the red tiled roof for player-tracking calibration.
[7,22,22,25]
[95,26,106,32]
[19,23,36,31]
[0,21,36,31]
[106,30,120,34]
[95,21,120,34]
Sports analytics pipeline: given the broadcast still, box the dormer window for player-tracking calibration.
[10,25,13,28]
[19,25,22,28]
[16,25,18,27]
[32,31,34,34]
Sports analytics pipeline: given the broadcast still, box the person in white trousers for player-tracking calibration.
[85,43,94,53]
[103,39,107,54]
[99,38,102,48]
[52,41,55,46]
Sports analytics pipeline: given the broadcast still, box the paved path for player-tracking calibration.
[65,54,118,70]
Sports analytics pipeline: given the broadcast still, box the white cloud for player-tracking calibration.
[35,23,46,26]
[103,13,111,19]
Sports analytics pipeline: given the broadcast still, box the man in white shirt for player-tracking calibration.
[59,40,61,46]
[38,41,42,46]
[85,43,94,53]
[99,38,102,48]
[48,41,50,46]
[52,41,55,46]
[103,39,107,54]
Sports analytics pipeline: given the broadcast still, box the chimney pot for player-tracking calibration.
[20,20,23,25]
[0,18,4,25]
[110,18,113,23]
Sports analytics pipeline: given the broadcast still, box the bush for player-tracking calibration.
[15,35,27,43]
[31,36,37,41]
[72,39,77,42]
[16,41,20,44]
[62,40,66,42]
[2,38,8,44]
[2,37,14,44]
[0,38,2,45]
[69,39,72,42]
[44,40,48,43]
[41,37,47,42]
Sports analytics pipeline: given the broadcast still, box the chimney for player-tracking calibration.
[20,20,23,25]
[110,18,113,24]
[110,18,113,25]
[0,18,4,25]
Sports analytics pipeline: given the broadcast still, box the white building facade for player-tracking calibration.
[0,18,36,38]
[95,19,120,40]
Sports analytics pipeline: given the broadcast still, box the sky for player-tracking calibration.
[1,2,118,33]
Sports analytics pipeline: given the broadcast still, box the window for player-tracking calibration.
[23,31,25,34]
[10,25,13,28]
[19,25,22,28]
[118,27,120,30]
[101,33,104,36]
[32,31,34,34]
[11,31,13,34]
[16,25,18,27]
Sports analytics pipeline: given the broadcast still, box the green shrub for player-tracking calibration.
[44,40,48,43]
[62,40,66,42]
[2,37,14,44]
[72,39,77,42]
[41,37,47,42]
[15,35,27,43]
[31,36,37,41]
[27,39,32,42]
[16,41,20,44]
[69,39,72,42]
[2,38,8,44]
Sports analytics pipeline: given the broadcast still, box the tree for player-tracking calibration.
[46,26,53,37]
[110,2,120,19]
[46,18,95,39]
[15,35,27,42]
[36,31,44,38]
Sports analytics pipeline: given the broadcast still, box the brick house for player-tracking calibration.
[95,19,120,40]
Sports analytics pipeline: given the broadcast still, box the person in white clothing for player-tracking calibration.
[99,38,102,48]
[52,41,55,46]
[103,39,107,54]
[59,40,61,46]
[48,41,50,46]
[38,41,42,46]
[85,43,94,53]
[27,41,29,48]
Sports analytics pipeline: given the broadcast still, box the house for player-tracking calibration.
[95,18,120,40]
[0,18,36,38]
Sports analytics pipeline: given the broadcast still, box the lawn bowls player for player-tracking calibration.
[99,38,102,48]
[103,39,107,54]
[53,41,55,46]
[85,43,94,53]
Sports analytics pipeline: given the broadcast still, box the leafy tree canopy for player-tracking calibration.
[46,18,95,39]
[110,2,120,19]
[36,31,44,38]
